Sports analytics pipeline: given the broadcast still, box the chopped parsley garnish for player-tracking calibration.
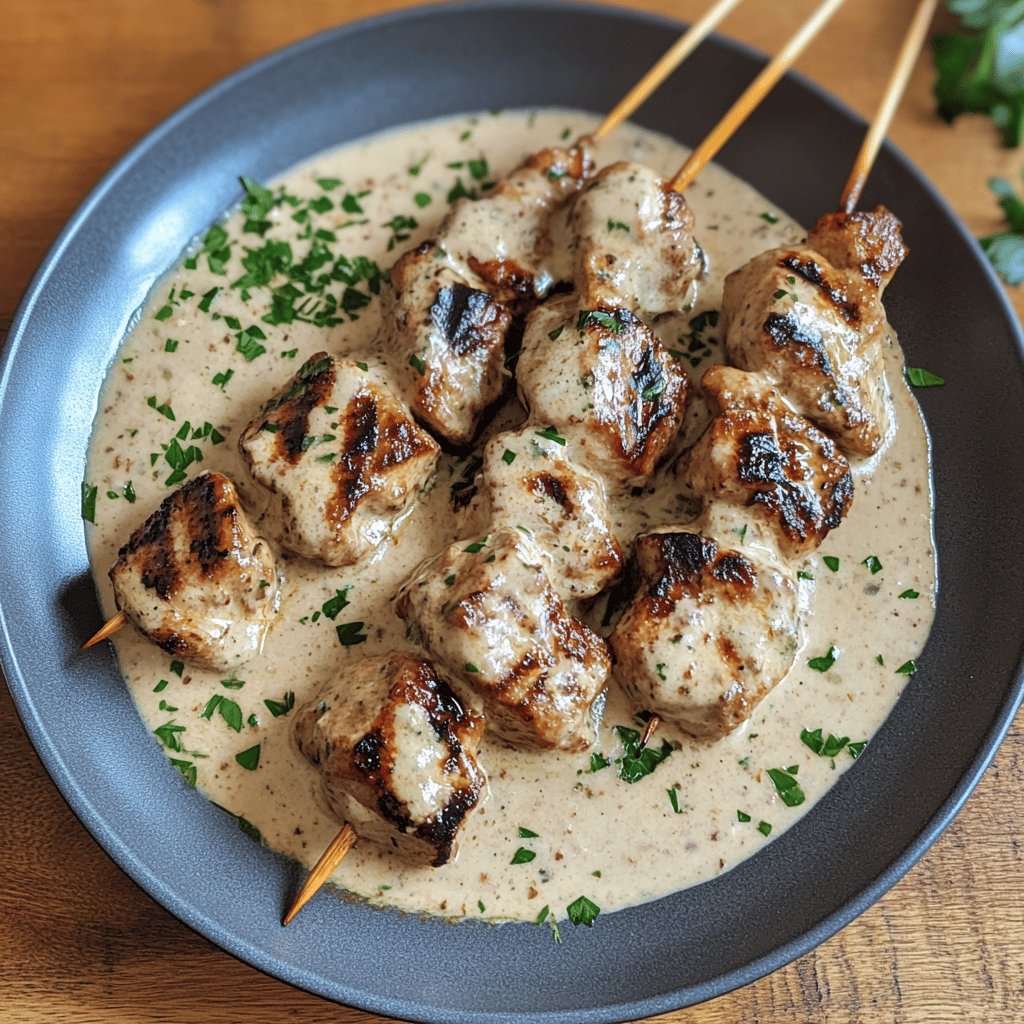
[198,286,220,313]
[518,826,539,838]
[220,673,245,690]
[589,752,610,773]
[757,820,773,837]
[607,219,630,232]
[264,691,295,717]
[823,555,840,573]
[655,663,667,681]
[548,325,564,341]
[153,679,170,693]
[797,570,814,581]
[566,895,601,928]
[862,555,883,574]
[237,816,262,844]
[641,375,666,401]
[169,759,197,787]
[239,175,276,234]
[510,847,536,864]
[477,899,486,913]
[154,720,186,752]
[500,449,517,465]
[235,324,267,361]
[535,904,562,943]
[896,659,918,675]
[613,725,672,783]
[317,177,342,191]
[463,536,489,553]
[807,645,838,672]
[899,588,920,599]
[464,663,480,674]
[154,305,174,321]
[577,309,621,333]
[80,482,98,523]
[801,727,850,758]
[906,366,945,387]
[170,660,184,677]
[737,809,752,822]
[667,788,683,814]
[382,213,418,251]
[335,621,368,647]
[413,192,432,208]
[164,338,179,353]
[535,427,567,445]
[409,353,426,375]
[760,211,780,224]
[200,694,242,732]
[235,744,261,771]
[147,396,175,421]
[321,588,351,619]
[212,369,234,390]
[848,740,868,759]
[767,767,805,807]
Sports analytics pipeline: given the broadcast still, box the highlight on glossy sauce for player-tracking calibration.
[84,109,936,927]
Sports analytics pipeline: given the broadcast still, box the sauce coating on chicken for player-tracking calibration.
[397,528,610,751]
[293,653,487,866]
[109,471,282,670]
[239,354,439,566]
[610,530,798,740]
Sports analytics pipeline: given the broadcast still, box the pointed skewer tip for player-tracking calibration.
[82,610,127,650]
[281,823,358,926]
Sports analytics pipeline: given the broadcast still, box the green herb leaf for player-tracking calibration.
[548,325,564,341]
[566,895,601,927]
[896,659,918,675]
[589,752,610,773]
[335,621,368,647]
[235,744,261,771]
[613,725,672,783]
[899,588,920,599]
[767,767,806,807]
[535,427,567,445]
[757,820,773,836]
[848,740,868,759]
[463,536,489,554]
[264,691,295,717]
[81,482,98,523]
[154,720,185,752]
[501,449,517,465]
[510,847,536,864]
[518,826,539,838]
[823,555,840,572]
[668,788,683,814]
[862,555,883,574]
[220,673,245,690]
[906,366,945,387]
[737,809,752,822]
[169,758,197,786]
[760,211,780,224]
[807,645,838,672]
[321,588,351,620]
[577,309,622,333]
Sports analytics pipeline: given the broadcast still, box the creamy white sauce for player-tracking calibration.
[84,109,936,924]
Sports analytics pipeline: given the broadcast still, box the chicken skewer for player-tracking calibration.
[84,0,743,659]
[614,0,936,742]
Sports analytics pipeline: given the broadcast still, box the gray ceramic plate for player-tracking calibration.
[2,2,1023,1021]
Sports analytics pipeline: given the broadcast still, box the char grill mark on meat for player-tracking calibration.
[778,255,861,324]
[293,653,487,866]
[762,312,834,376]
[110,472,283,670]
[610,530,798,740]
[681,365,853,557]
[429,282,506,356]
[239,355,439,566]
[396,528,610,751]
[482,427,622,600]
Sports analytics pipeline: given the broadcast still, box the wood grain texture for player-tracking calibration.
[1,1,1022,1021]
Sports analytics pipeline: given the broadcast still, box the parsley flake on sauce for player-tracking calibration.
[862,555,883,574]
[906,366,945,387]
[823,555,840,573]
[510,847,536,865]
[80,482,98,523]
[264,692,295,717]
[807,645,838,672]
[518,826,539,838]
[335,621,368,647]
[321,588,351,620]
[800,727,850,758]
[757,821,773,837]
[737,810,752,823]
[767,767,806,807]
[200,694,242,732]
[535,427,567,445]
[899,588,920,599]
[896,659,918,675]
[169,759,197,787]
[566,895,601,927]
[612,725,672,783]
[235,744,261,771]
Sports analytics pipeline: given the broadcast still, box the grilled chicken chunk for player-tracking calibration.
[517,296,690,486]
[610,530,798,740]
[293,653,487,867]
[397,528,610,751]
[565,161,704,313]
[385,243,513,445]
[239,354,439,566]
[109,472,282,670]
[482,427,622,600]
[721,207,905,456]
[384,143,593,445]
[442,142,594,309]
[680,365,853,558]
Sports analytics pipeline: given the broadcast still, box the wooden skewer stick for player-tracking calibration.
[838,0,938,213]
[669,0,847,194]
[82,610,126,649]
[282,823,358,926]
[638,714,661,752]
[592,0,746,142]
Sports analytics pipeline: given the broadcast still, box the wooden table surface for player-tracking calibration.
[2,1,1022,1021]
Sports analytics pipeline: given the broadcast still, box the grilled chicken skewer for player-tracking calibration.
[612,0,934,741]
